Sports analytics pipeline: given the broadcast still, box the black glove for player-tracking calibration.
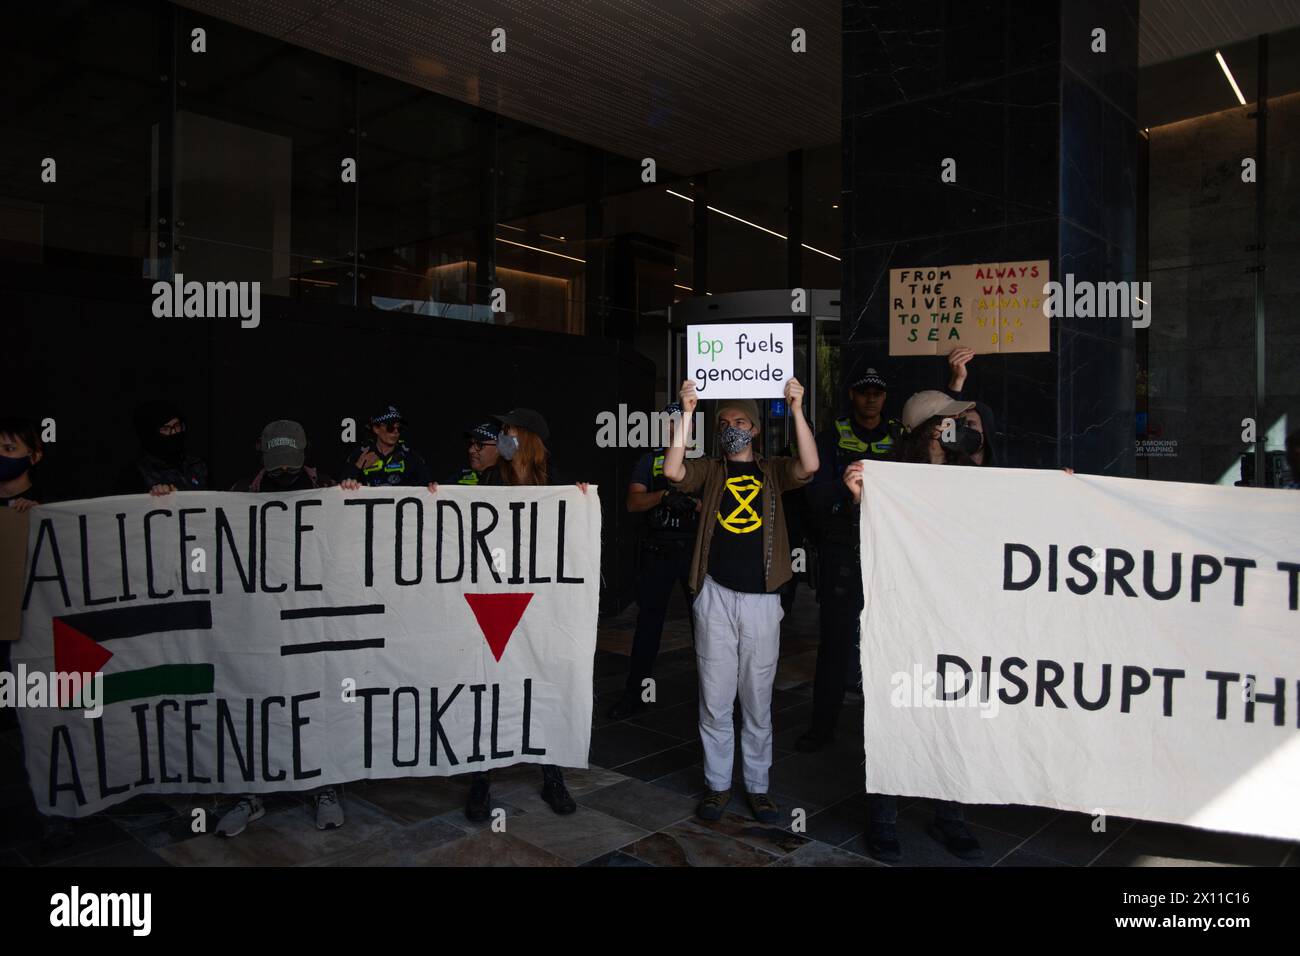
[662,490,698,517]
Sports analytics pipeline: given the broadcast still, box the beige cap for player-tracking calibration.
[901,390,975,432]
[715,399,762,425]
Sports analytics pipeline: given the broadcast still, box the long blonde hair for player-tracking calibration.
[500,427,549,486]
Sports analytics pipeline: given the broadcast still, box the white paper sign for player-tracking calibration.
[11,486,601,817]
[857,460,1300,841]
[686,322,794,400]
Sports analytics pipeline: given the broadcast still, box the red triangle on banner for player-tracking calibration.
[52,618,114,705]
[463,593,534,662]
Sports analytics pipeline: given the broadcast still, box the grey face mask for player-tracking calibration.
[720,425,754,455]
[497,433,519,461]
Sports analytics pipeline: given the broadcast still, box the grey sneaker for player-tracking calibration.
[314,787,344,830]
[217,795,265,837]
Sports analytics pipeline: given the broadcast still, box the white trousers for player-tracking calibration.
[692,575,783,793]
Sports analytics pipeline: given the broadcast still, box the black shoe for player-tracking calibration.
[795,727,835,753]
[865,822,902,863]
[606,693,645,720]
[929,819,983,861]
[464,775,491,823]
[747,792,782,825]
[540,768,577,815]
[696,789,732,822]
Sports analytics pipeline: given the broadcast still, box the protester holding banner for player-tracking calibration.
[339,404,431,488]
[218,420,343,836]
[230,420,335,494]
[116,400,209,495]
[608,402,701,720]
[428,406,584,820]
[1,417,58,845]
[663,378,817,825]
[840,391,985,862]
[0,416,44,511]
[796,368,905,754]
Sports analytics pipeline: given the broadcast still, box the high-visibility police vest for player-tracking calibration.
[821,418,902,551]
[833,417,902,466]
[455,467,481,486]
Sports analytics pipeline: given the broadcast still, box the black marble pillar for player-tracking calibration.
[842,0,1137,473]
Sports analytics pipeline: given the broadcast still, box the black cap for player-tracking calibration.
[370,405,403,425]
[492,408,550,442]
[849,368,888,392]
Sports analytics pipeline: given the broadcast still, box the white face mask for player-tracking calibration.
[497,433,519,461]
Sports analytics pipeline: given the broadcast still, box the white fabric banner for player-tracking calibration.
[858,461,1300,841]
[11,486,600,817]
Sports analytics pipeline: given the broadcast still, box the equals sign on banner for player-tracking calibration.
[279,604,386,655]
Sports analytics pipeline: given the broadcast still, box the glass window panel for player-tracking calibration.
[0,0,159,275]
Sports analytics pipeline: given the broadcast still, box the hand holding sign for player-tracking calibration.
[843,460,865,504]
[784,377,805,414]
[687,323,794,399]
[679,379,698,417]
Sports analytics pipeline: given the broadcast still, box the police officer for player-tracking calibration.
[339,404,431,488]
[796,368,903,752]
[450,422,499,485]
[608,403,701,719]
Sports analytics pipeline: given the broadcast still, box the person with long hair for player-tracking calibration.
[426,407,588,822]
[842,389,985,862]
[944,347,998,467]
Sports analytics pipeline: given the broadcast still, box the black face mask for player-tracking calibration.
[940,422,984,457]
[265,468,302,489]
[144,430,186,463]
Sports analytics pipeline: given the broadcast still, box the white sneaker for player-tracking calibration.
[216,795,265,837]
[314,787,344,830]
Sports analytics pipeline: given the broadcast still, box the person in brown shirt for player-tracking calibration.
[662,377,818,824]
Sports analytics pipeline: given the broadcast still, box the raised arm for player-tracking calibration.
[662,379,697,483]
[785,378,819,480]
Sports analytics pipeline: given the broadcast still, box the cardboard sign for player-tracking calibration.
[889,260,1050,355]
[0,507,29,642]
[687,322,794,400]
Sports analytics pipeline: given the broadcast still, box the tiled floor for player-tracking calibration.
[2,586,1297,868]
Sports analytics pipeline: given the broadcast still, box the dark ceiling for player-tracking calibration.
[169,1,1300,172]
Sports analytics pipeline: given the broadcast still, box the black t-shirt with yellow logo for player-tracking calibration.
[706,460,766,593]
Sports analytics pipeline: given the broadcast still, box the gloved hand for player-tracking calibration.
[662,490,699,517]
